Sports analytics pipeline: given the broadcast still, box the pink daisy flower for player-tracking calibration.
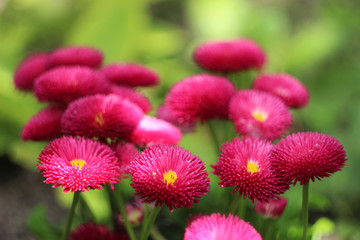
[108,85,152,113]
[34,66,110,104]
[212,137,290,202]
[129,116,182,147]
[130,145,210,211]
[47,46,103,69]
[112,142,139,176]
[37,136,121,192]
[165,74,236,123]
[229,90,292,140]
[21,105,65,141]
[270,132,347,185]
[156,104,196,133]
[69,222,129,240]
[14,52,48,91]
[253,73,309,108]
[193,39,266,73]
[254,197,288,219]
[101,63,159,87]
[61,94,144,140]
[184,213,262,240]
[116,196,145,226]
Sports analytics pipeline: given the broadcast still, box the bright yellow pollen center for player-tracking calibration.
[163,170,177,187]
[247,161,260,175]
[252,111,267,122]
[70,159,86,170]
[95,113,104,126]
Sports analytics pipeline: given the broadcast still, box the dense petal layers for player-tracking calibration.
[14,53,48,91]
[165,74,236,122]
[130,116,182,147]
[21,105,65,141]
[184,213,262,240]
[47,46,103,69]
[130,145,210,211]
[34,66,109,104]
[270,132,347,185]
[101,63,159,87]
[253,73,309,108]
[108,85,152,113]
[254,197,288,219]
[61,94,144,140]
[156,104,196,133]
[212,137,289,202]
[37,136,121,192]
[229,90,292,140]
[193,39,266,73]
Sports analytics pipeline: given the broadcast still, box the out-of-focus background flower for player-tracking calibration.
[0,0,359,239]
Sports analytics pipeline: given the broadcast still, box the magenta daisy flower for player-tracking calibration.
[108,85,152,113]
[270,132,347,185]
[14,52,48,91]
[254,197,288,219]
[156,104,196,133]
[69,222,129,240]
[130,145,210,211]
[47,46,103,69]
[184,213,262,240]
[34,66,110,104]
[129,116,182,147]
[101,63,159,87]
[193,39,266,73]
[229,90,292,140]
[165,74,236,123]
[37,136,121,192]
[21,105,65,141]
[212,137,290,202]
[61,94,144,140]
[253,73,309,108]
[112,142,139,176]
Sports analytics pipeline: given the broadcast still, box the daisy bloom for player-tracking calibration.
[229,90,292,140]
[129,115,182,147]
[270,132,347,185]
[61,94,144,140]
[130,145,210,211]
[47,46,103,69]
[184,213,262,240]
[37,136,121,192]
[101,63,159,87]
[212,137,290,202]
[14,52,48,91]
[165,74,236,123]
[34,66,109,104]
[108,85,152,113]
[112,142,139,176]
[21,105,65,141]
[69,222,129,240]
[253,73,309,108]
[156,104,196,133]
[254,197,288,219]
[193,38,266,73]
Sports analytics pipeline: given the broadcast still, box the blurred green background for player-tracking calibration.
[1,0,359,239]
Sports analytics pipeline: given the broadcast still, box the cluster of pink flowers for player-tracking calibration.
[15,38,348,239]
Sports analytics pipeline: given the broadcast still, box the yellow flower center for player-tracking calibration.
[163,170,177,187]
[247,161,260,175]
[70,159,86,170]
[95,112,104,126]
[252,110,267,122]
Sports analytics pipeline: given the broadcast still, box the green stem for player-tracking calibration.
[302,183,310,240]
[62,191,80,240]
[113,185,137,240]
[228,196,240,214]
[140,205,162,240]
[79,194,95,222]
[150,225,167,240]
[264,218,274,240]
[237,197,247,220]
[208,120,221,153]
[106,185,119,229]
